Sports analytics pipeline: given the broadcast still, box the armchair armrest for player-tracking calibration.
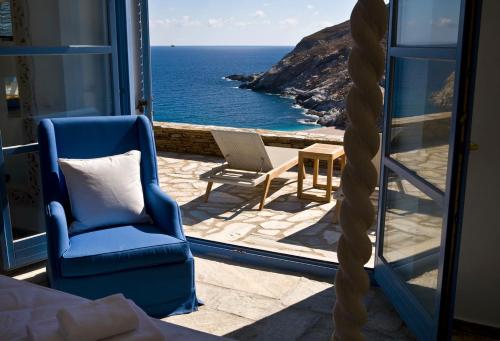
[145,183,185,240]
[46,201,70,259]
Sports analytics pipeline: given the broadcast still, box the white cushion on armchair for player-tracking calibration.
[58,150,151,234]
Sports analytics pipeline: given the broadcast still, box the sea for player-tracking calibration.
[151,46,318,131]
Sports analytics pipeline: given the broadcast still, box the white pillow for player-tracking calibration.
[58,150,151,234]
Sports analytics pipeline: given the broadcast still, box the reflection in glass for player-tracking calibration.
[4,152,45,240]
[397,0,461,46]
[0,1,12,41]
[390,58,455,191]
[383,170,443,315]
[4,76,19,113]
[0,0,108,46]
[0,54,113,147]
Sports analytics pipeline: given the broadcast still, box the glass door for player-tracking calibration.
[375,0,478,339]
[0,0,123,270]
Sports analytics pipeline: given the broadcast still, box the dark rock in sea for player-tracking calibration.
[305,110,324,118]
[317,115,335,127]
[315,110,349,128]
[225,73,262,83]
[227,10,387,128]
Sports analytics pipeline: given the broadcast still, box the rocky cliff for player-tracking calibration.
[227,19,387,128]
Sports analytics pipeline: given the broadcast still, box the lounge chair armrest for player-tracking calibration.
[145,183,185,240]
[46,201,70,258]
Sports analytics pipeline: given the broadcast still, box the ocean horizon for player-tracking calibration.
[151,45,319,131]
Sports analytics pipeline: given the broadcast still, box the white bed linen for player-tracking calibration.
[0,275,223,341]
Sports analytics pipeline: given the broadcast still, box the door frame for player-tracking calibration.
[0,0,131,270]
[374,0,482,339]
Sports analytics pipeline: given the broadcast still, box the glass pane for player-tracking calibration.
[0,54,113,147]
[0,1,13,41]
[397,0,461,46]
[4,152,45,240]
[383,170,443,316]
[0,0,108,46]
[390,58,455,191]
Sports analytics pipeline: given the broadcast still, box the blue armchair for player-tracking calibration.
[38,115,199,317]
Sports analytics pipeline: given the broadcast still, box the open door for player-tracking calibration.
[0,0,128,270]
[375,0,479,339]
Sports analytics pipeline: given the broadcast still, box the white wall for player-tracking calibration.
[454,0,500,328]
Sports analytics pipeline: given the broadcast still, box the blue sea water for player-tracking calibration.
[151,46,317,131]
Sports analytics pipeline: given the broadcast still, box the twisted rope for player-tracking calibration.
[333,1,387,340]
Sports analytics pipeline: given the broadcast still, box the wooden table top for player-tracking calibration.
[300,143,344,159]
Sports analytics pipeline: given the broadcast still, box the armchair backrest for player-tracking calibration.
[38,115,158,221]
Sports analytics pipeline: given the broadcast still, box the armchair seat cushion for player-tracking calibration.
[61,224,189,277]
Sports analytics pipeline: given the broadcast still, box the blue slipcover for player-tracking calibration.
[38,115,200,317]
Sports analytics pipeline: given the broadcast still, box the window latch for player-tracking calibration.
[136,99,148,113]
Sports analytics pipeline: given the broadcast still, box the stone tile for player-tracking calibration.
[269,214,289,221]
[323,230,341,244]
[287,209,326,223]
[225,307,323,341]
[257,229,281,236]
[281,222,313,237]
[164,308,253,336]
[260,221,293,230]
[197,283,285,321]
[365,288,408,334]
[298,315,333,341]
[195,258,302,299]
[280,277,334,315]
[205,223,255,242]
[243,216,267,223]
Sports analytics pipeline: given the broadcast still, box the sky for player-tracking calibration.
[148,0,359,46]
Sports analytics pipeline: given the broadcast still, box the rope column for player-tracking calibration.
[333,1,387,340]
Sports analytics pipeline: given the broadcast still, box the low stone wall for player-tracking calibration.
[153,122,344,157]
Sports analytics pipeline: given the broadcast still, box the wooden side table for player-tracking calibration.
[297,143,345,203]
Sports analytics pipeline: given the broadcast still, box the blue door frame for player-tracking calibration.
[374,0,481,339]
[0,0,132,270]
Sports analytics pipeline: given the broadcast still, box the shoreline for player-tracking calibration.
[307,126,345,137]
[225,76,344,129]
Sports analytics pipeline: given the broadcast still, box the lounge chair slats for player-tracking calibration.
[201,130,301,210]
[211,130,274,172]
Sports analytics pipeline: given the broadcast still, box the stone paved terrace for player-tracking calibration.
[10,259,491,340]
[9,258,414,341]
[156,151,377,266]
[156,140,449,315]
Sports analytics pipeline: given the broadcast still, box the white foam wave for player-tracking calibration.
[297,119,319,126]
[301,112,319,119]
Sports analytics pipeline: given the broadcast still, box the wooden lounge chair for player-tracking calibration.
[200,130,300,210]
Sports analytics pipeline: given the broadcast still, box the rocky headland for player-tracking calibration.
[225,9,458,130]
[226,19,386,128]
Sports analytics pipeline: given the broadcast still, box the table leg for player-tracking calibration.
[313,158,319,188]
[298,156,304,198]
[325,157,333,203]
